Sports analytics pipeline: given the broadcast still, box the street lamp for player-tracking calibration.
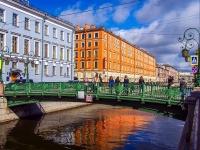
[178,28,200,86]
[0,46,10,83]
[24,51,35,83]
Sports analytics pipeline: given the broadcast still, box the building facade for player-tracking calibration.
[179,72,193,83]
[0,0,75,83]
[162,64,179,82]
[156,64,169,83]
[74,24,156,82]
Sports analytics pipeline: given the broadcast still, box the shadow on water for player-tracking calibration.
[93,98,187,121]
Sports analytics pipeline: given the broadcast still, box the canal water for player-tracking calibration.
[0,104,184,150]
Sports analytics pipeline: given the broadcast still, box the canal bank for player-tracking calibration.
[0,97,91,123]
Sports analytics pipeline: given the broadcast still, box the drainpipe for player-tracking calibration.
[71,28,75,80]
[41,14,46,82]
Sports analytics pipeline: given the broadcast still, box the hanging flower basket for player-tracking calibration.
[5,60,10,65]
[185,56,190,62]
[181,49,189,57]
[31,62,35,67]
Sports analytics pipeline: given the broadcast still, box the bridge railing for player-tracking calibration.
[4,82,194,106]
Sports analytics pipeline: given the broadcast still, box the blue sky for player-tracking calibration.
[29,0,199,72]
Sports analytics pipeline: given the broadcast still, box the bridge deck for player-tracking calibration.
[4,82,193,107]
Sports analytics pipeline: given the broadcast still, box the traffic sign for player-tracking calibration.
[192,66,198,73]
[190,55,198,66]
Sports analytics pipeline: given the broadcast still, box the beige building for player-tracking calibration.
[156,64,169,82]
[162,64,179,82]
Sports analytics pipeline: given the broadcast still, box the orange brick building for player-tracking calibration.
[74,24,156,81]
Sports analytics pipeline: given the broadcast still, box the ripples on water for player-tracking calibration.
[0,104,184,150]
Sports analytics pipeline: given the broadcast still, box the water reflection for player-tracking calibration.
[0,104,184,150]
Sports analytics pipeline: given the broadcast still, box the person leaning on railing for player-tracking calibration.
[139,76,145,94]
[180,78,187,101]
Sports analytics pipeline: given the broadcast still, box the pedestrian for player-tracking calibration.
[99,73,103,92]
[124,75,129,94]
[84,76,89,91]
[109,76,115,94]
[180,78,187,101]
[115,76,120,85]
[168,75,173,89]
[139,76,145,94]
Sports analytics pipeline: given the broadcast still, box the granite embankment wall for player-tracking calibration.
[0,97,91,123]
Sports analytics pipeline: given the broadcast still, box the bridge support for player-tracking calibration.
[0,97,19,123]
[178,88,200,150]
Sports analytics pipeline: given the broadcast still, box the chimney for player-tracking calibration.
[91,25,96,29]
[76,25,81,30]
[84,24,90,30]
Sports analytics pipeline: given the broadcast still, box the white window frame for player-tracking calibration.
[60,66,63,76]
[11,35,19,53]
[60,31,64,40]
[53,28,57,38]
[35,64,39,75]
[53,66,56,76]
[44,65,48,75]
[0,32,5,51]
[94,60,98,69]
[67,49,70,61]
[60,47,64,60]
[75,51,78,58]
[67,33,70,42]
[44,43,49,58]
[12,13,18,26]
[24,38,30,55]
[52,45,57,59]
[94,41,98,47]
[35,21,40,33]
[44,25,49,36]
[34,41,40,57]
[81,61,85,68]
[0,8,5,22]
[25,17,30,30]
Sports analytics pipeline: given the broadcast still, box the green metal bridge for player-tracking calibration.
[4,82,193,107]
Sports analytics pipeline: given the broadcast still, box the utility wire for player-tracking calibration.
[60,0,141,16]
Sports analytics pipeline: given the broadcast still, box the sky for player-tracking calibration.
[28,0,200,72]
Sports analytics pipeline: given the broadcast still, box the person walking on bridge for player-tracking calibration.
[180,78,187,101]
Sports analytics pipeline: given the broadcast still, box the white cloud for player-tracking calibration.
[112,5,132,23]
[59,2,112,27]
[113,0,199,71]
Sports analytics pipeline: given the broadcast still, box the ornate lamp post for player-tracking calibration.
[24,51,35,83]
[0,46,10,83]
[178,28,200,86]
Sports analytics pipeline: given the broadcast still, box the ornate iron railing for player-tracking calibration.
[4,82,193,106]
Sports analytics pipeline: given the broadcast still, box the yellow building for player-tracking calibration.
[74,24,156,82]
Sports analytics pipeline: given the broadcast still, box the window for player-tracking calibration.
[75,51,78,58]
[95,32,98,38]
[0,33,5,50]
[67,67,69,76]
[24,39,29,55]
[95,41,98,47]
[52,46,57,59]
[75,61,78,69]
[53,28,57,38]
[34,41,39,56]
[81,61,85,68]
[44,44,48,58]
[94,60,98,69]
[67,49,70,61]
[88,33,91,39]
[82,34,85,39]
[12,62,17,69]
[88,42,91,47]
[75,43,78,48]
[12,13,18,26]
[94,49,98,57]
[67,33,70,42]
[60,66,63,76]
[87,51,91,58]
[81,51,85,58]
[12,36,18,53]
[0,9,5,22]
[35,64,39,75]
[60,47,64,60]
[44,65,48,75]
[81,43,85,48]
[25,18,30,30]
[44,25,49,36]
[75,35,78,40]
[35,21,40,33]
[53,66,56,76]
[60,31,64,40]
